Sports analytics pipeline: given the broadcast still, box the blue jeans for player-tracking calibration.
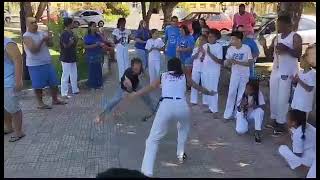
[136,48,148,70]
[102,85,157,115]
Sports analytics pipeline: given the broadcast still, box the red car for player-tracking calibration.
[178,12,233,33]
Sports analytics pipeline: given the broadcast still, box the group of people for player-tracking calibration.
[3,4,316,178]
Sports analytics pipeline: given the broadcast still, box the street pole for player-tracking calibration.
[20,2,30,80]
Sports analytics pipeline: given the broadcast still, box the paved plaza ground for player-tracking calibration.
[4,44,308,178]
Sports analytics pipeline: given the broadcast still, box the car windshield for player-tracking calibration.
[256,17,273,27]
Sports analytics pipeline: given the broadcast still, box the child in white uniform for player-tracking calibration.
[190,34,207,105]
[112,18,132,81]
[291,46,316,119]
[145,29,165,84]
[278,109,316,178]
[202,29,223,114]
[128,58,215,177]
[236,80,265,143]
[224,31,254,120]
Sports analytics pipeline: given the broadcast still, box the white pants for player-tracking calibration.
[278,145,315,169]
[60,62,79,96]
[203,70,220,113]
[190,70,206,105]
[141,99,191,177]
[224,73,249,119]
[115,44,129,81]
[307,159,316,178]
[236,108,264,134]
[269,70,293,124]
[148,59,160,84]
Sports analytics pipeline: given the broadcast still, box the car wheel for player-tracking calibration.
[74,21,80,27]
[98,21,104,27]
[5,17,11,24]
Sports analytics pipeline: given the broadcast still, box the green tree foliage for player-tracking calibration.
[105,2,130,18]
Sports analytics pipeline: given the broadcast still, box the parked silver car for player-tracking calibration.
[71,10,105,27]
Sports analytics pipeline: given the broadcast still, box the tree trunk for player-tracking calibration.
[20,2,29,80]
[277,2,303,31]
[24,2,34,17]
[161,2,178,29]
[141,2,146,20]
[34,2,48,22]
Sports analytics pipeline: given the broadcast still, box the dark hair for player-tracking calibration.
[87,21,97,35]
[167,58,184,77]
[151,29,158,35]
[117,17,126,28]
[171,16,178,21]
[96,168,148,178]
[245,79,260,106]
[63,17,73,28]
[208,28,221,40]
[288,109,307,140]
[131,57,144,74]
[278,15,292,25]
[230,31,243,40]
[192,20,201,35]
[180,25,190,35]
[199,18,207,25]
[239,4,245,8]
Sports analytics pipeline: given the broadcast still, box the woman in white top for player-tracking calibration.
[278,109,316,178]
[145,29,165,84]
[291,46,316,118]
[112,18,132,81]
[236,80,265,143]
[202,29,223,114]
[128,58,216,177]
[190,34,207,105]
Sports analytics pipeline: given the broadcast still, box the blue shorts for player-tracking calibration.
[181,57,193,66]
[28,64,59,89]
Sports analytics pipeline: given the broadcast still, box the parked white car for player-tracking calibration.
[71,10,105,27]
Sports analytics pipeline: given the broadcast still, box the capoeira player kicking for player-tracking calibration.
[127,58,216,177]
[95,58,157,123]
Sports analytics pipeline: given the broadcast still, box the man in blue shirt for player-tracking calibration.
[237,25,259,79]
[164,16,181,61]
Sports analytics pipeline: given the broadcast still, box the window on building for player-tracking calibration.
[132,2,139,8]
[189,3,196,8]
[200,3,206,8]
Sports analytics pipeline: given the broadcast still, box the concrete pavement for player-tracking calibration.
[4,43,307,178]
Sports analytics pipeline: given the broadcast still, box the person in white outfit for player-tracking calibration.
[145,29,165,84]
[128,58,216,177]
[59,17,80,98]
[259,15,302,135]
[190,34,207,105]
[112,18,132,81]
[278,109,316,178]
[223,31,254,120]
[202,29,223,114]
[291,46,316,120]
[235,80,265,143]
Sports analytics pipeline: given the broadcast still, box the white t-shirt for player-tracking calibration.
[291,69,316,112]
[161,71,186,99]
[225,44,252,76]
[247,91,265,113]
[112,28,131,46]
[191,47,205,73]
[203,43,223,74]
[145,38,164,61]
[23,31,52,66]
[291,123,316,154]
